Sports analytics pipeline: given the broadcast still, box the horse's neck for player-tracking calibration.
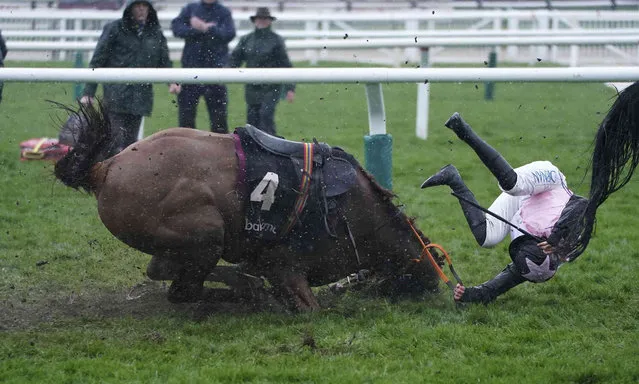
[351,188,417,263]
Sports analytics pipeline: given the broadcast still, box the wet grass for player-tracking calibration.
[0,60,638,383]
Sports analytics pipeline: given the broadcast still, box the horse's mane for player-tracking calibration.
[52,99,117,193]
[331,147,431,243]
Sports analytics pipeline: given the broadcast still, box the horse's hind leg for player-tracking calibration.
[146,255,181,281]
[147,259,264,293]
[166,246,222,303]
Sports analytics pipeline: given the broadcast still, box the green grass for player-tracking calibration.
[1,60,638,383]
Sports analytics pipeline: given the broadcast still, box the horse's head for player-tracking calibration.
[377,213,443,297]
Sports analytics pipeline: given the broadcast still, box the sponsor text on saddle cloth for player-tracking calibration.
[234,125,358,242]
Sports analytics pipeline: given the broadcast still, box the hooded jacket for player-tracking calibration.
[171,1,236,68]
[0,30,7,67]
[83,0,172,116]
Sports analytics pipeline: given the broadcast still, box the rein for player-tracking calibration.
[406,219,463,294]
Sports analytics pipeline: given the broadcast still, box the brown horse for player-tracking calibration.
[54,102,441,311]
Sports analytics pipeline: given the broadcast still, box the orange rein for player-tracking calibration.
[406,219,463,293]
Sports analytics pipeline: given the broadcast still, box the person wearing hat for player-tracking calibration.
[80,0,177,152]
[171,0,236,133]
[229,7,295,136]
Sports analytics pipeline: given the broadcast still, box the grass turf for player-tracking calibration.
[0,60,638,383]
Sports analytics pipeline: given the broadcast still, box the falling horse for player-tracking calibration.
[54,102,441,311]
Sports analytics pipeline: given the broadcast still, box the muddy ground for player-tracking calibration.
[0,280,295,331]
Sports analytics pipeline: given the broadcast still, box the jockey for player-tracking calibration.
[421,112,588,304]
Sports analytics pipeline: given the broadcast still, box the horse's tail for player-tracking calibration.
[54,100,116,194]
[567,81,639,260]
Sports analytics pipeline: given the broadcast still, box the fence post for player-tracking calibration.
[364,83,393,190]
[73,51,84,100]
[415,47,430,139]
[484,50,497,101]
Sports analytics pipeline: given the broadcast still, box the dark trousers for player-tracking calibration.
[108,112,142,152]
[178,84,228,133]
[0,81,4,104]
[246,89,280,136]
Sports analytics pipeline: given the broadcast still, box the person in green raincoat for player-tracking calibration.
[229,7,295,136]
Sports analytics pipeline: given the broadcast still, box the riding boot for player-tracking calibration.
[445,112,518,191]
[421,164,487,245]
[459,263,526,304]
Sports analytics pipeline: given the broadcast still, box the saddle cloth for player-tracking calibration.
[233,125,357,242]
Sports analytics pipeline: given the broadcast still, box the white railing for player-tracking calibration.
[1,66,637,140]
[2,9,639,65]
[4,27,639,39]
[6,35,639,67]
[3,66,636,83]
[12,0,639,12]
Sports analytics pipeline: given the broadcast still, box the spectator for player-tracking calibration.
[171,0,236,133]
[80,0,177,152]
[229,7,295,136]
[0,29,8,104]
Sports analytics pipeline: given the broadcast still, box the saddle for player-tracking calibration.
[244,125,356,198]
[234,125,358,242]
[244,124,356,197]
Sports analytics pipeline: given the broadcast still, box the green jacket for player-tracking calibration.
[83,0,172,116]
[229,26,295,104]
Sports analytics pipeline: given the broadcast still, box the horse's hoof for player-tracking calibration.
[167,282,203,303]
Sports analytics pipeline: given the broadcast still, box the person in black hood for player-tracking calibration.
[171,0,236,133]
[229,7,295,136]
[80,0,178,152]
[0,29,8,105]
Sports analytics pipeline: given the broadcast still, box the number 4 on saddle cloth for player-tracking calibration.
[233,125,358,247]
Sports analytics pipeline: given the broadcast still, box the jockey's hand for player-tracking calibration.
[169,83,181,94]
[453,283,465,301]
[538,241,554,255]
[79,96,94,105]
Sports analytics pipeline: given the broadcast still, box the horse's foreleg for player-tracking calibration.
[268,270,320,311]
[146,255,181,281]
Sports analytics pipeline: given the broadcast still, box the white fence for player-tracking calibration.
[2,9,639,65]
[6,35,639,67]
[1,66,638,139]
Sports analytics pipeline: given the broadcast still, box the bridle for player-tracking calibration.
[406,218,464,294]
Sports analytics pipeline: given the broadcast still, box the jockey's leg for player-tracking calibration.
[422,166,518,247]
[421,164,486,245]
[445,112,517,191]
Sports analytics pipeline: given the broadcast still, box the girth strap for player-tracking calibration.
[281,142,314,235]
